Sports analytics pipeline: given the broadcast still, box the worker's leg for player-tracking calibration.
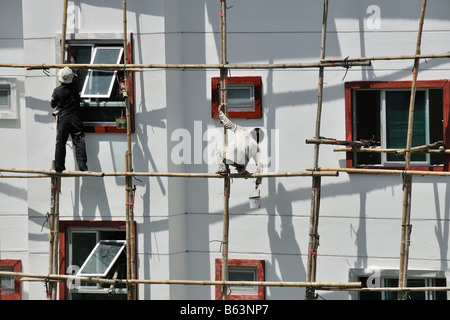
[54,116,70,172]
[215,143,227,173]
[70,115,88,171]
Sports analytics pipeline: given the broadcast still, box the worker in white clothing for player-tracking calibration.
[216,104,263,188]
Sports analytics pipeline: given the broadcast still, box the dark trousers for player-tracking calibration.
[54,113,87,172]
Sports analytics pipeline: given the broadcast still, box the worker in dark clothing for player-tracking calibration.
[51,67,88,173]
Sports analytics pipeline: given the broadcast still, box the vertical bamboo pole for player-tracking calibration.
[48,161,60,300]
[122,0,136,300]
[398,0,427,300]
[219,0,230,300]
[61,0,68,64]
[47,1,68,300]
[306,0,328,300]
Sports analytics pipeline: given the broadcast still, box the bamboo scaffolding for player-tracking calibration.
[307,167,450,177]
[398,0,427,300]
[219,0,230,301]
[306,0,329,301]
[0,61,370,71]
[322,52,450,64]
[122,0,136,300]
[0,271,361,290]
[0,167,338,178]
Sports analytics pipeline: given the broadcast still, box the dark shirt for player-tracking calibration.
[51,82,81,117]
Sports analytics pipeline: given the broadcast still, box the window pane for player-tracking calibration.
[386,90,426,162]
[228,87,252,107]
[429,89,444,165]
[228,266,258,294]
[354,90,381,165]
[82,47,123,98]
[0,266,15,295]
[72,232,97,268]
[220,84,255,112]
[384,278,426,300]
[78,240,125,277]
[68,45,92,89]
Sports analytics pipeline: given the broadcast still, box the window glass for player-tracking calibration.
[0,88,9,107]
[226,85,254,111]
[77,240,126,277]
[353,88,443,166]
[385,90,427,162]
[0,266,15,295]
[81,47,123,98]
[228,266,258,294]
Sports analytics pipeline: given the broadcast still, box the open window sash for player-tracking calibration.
[76,240,126,277]
[81,47,123,98]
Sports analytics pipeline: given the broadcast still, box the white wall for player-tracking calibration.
[1,0,450,300]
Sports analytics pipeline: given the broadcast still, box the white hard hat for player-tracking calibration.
[58,67,74,84]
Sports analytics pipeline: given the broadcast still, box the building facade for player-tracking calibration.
[1,0,450,300]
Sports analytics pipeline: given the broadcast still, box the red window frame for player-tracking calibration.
[0,259,22,300]
[345,80,450,171]
[215,258,265,300]
[58,220,134,300]
[211,76,262,119]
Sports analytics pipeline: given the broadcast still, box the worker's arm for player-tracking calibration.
[218,110,238,131]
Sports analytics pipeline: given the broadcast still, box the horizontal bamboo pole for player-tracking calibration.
[322,52,450,63]
[333,141,447,154]
[9,271,450,293]
[306,138,367,147]
[307,167,450,177]
[0,60,371,71]
[0,271,359,290]
[0,167,338,178]
[334,147,450,154]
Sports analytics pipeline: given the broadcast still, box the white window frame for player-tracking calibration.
[349,268,447,300]
[81,46,123,98]
[77,240,126,277]
[0,78,18,119]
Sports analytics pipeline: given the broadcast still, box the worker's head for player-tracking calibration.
[250,128,264,143]
[58,67,74,84]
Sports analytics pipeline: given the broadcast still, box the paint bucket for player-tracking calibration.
[116,110,126,129]
[249,189,261,209]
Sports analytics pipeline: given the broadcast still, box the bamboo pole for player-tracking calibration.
[0,61,370,71]
[0,167,338,178]
[219,0,230,301]
[0,270,361,290]
[307,167,450,177]
[47,161,60,300]
[306,0,329,301]
[122,0,136,301]
[60,0,68,64]
[321,52,450,64]
[398,0,427,300]
[8,270,450,293]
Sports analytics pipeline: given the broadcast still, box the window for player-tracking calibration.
[0,259,22,300]
[0,78,18,119]
[351,268,447,300]
[211,76,262,119]
[58,221,131,300]
[345,80,450,170]
[215,259,265,300]
[358,276,447,300]
[66,38,134,133]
